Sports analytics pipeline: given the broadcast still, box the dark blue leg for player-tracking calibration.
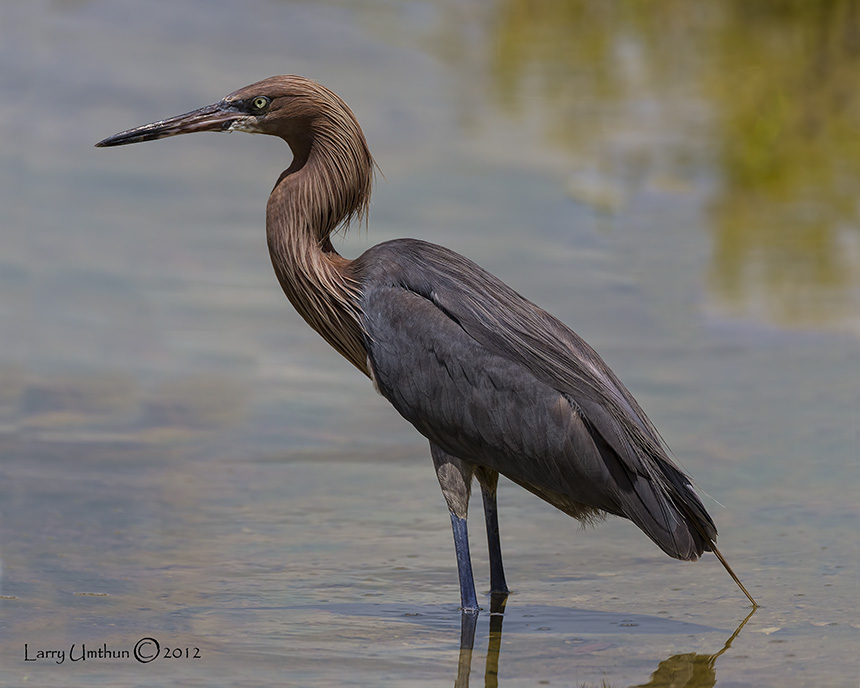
[481,485,509,595]
[449,512,479,613]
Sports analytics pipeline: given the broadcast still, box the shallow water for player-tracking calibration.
[2,1,858,686]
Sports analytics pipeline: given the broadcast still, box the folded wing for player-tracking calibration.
[356,239,717,560]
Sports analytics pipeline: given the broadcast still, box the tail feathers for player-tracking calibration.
[594,431,717,561]
[629,476,713,562]
[600,440,759,606]
[630,460,716,561]
[652,455,717,556]
[570,399,758,605]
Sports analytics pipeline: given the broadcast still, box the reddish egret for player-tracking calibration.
[97,75,756,612]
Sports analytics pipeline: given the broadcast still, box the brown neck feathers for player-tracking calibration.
[264,87,375,375]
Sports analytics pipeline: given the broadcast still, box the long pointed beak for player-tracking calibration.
[95,101,245,147]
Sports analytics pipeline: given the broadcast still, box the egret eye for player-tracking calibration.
[250,96,270,113]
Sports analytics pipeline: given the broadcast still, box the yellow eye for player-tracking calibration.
[251,96,270,112]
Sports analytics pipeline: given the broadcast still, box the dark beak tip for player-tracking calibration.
[94,133,131,148]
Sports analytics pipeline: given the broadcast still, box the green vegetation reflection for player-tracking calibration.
[475,0,860,332]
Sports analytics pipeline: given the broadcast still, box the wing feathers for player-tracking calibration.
[356,239,716,560]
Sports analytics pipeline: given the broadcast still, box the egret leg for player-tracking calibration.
[476,468,509,595]
[430,443,479,613]
[450,512,479,612]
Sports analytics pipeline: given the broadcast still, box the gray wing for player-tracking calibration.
[357,239,716,561]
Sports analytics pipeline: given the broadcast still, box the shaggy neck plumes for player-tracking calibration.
[266,96,374,376]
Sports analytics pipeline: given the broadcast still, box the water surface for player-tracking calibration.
[2,1,858,686]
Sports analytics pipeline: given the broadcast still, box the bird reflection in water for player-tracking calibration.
[454,605,757,688]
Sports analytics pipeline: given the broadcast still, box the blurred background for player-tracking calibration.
[1,1,858,686]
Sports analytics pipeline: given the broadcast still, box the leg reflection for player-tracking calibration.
[455,592,510,688]
[455,610,478,688]
[484,593,508,688]
[454,599,755,688]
